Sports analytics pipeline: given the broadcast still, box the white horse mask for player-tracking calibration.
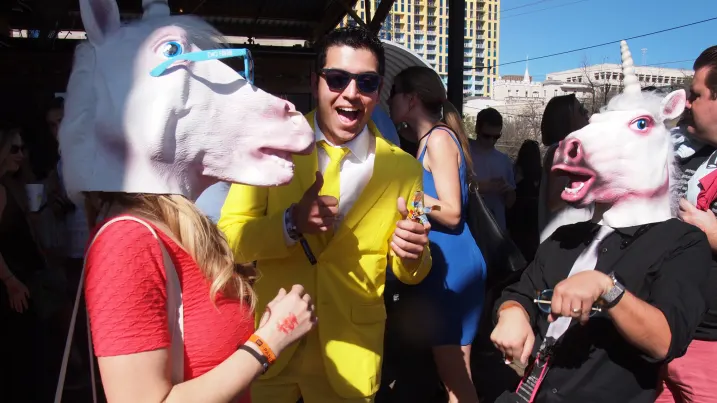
[552,40,686,227]
[58,0,314,202]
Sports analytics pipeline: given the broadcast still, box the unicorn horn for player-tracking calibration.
[143,0,170,18]
[620,40,641,96]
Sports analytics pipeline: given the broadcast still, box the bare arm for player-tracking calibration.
[608,291,672,360]
[422,129,463,229]
[0,185,31,313]
[99,287,316,403]
[87,222,316,403]
[99,345,263,403]
[97,285,316,403]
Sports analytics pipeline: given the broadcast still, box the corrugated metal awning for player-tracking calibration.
[380,39,444,112]
[5,0,358,41]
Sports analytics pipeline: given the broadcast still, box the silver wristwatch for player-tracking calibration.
[601,271,626,309]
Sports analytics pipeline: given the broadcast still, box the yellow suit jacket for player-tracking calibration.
[218,110,432,398]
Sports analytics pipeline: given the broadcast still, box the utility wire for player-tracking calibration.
[500,0,556,13]
[466,16,717,70]
[502,0,590,20]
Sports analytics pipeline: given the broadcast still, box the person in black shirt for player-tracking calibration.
[492,220,710,403]
[490,41,711,403]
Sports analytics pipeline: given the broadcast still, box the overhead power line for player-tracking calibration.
[466,16,717,71]
[502,0,590,20]
[500,0,556,13]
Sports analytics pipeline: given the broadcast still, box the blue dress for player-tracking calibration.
[414,127,487,346]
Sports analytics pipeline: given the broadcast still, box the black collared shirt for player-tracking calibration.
[495,218,711,403]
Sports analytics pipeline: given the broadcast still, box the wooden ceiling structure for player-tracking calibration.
[0,0,469,118]
[0,0,402,44]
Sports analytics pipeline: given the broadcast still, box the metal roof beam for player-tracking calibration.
[367,0,395,33]
[447,0,464,115]
[336,0,367,28]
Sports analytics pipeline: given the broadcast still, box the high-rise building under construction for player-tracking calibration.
[339,0,500,98]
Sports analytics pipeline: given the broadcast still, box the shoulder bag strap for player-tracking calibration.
[54,216,184,403]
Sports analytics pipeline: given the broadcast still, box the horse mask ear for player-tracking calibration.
[659,89,687,122]
[79,0,121,47]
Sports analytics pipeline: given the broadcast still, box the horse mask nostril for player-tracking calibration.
[566,139,582,161]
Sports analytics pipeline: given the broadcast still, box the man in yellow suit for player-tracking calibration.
[218,27,432,403]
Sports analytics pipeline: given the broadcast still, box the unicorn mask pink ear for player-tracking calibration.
[659,89,687,122]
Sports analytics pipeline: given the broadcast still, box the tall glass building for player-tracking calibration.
[339,0,500,97]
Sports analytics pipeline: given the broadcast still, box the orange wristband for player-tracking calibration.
[498,301,526,318]
[248,334,277,365]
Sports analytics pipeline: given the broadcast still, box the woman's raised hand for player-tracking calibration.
[3,276,30,313]
[254,285,317,355]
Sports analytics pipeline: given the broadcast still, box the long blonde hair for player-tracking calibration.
[393,66,475,175]
[85,192,256,310]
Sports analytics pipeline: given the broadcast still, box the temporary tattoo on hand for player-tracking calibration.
[276,313,299,334]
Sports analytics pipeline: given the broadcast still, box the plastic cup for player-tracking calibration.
[25,184,44,212]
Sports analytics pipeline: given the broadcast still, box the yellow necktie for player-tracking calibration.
[318,140,349,240]
[318,140,349,202]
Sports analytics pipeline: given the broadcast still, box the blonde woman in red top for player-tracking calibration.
[56,0,318,401]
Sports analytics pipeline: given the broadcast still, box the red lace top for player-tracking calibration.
[84,217,254,402]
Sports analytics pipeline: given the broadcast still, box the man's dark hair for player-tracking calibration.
[541,94,579,146]
[694,46,717,100]
[475,108,503,133]
[315,27,385,76]
[48,96,64,111]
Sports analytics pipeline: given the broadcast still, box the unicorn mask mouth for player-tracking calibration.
[552,164,597,204]
[258,147,294,168]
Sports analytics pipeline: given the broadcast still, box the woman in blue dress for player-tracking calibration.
[389,66,486,403]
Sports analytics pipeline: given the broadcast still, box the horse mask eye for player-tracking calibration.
[162,41,184,58]
[629,117,653,133]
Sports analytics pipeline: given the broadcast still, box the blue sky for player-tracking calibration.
[498,0,717,80]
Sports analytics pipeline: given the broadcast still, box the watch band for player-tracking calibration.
[284,204,301,241]
[601,271,626,309]
[238,345,270,374]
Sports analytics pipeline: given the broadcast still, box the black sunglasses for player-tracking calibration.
[320,68,382,94]
[534,289,602,317]
[9,145,24,155]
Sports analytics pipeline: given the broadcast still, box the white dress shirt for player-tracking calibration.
[284,117,376,245]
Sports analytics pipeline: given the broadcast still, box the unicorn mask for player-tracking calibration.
[58,0,314,202]
[552,40,686,227]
